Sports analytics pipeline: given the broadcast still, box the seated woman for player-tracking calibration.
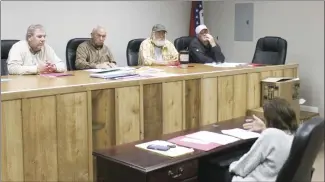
[227,97,298,182]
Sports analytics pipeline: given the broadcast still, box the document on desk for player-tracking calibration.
[204,62,248,68]
[168,136,221,151]
[135,140,194,157]
[185,131,240,145]
[221,128,261,139]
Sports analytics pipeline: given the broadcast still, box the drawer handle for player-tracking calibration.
[168,167,184,178]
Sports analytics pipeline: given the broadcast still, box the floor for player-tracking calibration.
[312,143,324,182]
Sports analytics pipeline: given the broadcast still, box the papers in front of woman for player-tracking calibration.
[221,128,261,139]
[185,131,240,145]
[135,140,194,157]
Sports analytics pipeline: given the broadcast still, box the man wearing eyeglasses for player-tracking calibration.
[189,25,225,64]
[138,24,179,66]
[75,26,116,69]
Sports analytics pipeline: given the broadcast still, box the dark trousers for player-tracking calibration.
[198,161,234,182]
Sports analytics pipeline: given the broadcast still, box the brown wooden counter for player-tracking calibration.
[1,63,298,181]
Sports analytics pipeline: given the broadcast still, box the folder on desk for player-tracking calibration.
[168,136,221,151]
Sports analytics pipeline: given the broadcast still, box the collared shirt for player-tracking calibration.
[7,40,67,75]
[75,40,115,69]
[138,38,179,66]
[188,37,225,63]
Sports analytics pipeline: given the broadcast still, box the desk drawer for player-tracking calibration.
[147,159,198,182]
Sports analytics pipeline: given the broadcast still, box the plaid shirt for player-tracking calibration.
[138,38,179,66]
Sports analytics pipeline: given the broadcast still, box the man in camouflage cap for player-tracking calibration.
[138,24,179,66]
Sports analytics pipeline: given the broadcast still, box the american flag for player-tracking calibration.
[189,1,204,36]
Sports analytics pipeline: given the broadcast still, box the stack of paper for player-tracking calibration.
[90,70,136,79]
[135,140,194,157]
[85,67,135,73]
[221,128,261,139]
[185,131,240,145]
[205,62,248,68]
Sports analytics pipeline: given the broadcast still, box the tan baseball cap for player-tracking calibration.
[152,24,167,32]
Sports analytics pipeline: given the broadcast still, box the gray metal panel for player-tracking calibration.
[234,3,254,41]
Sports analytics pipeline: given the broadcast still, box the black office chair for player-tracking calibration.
[252,36,287,65]
[1,39,20,75]
[275,117,324,182]
[65,38,90,70]
[174,36,195,52]
[126,38,145,66]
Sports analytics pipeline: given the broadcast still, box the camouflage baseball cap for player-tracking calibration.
[152,24,167,32]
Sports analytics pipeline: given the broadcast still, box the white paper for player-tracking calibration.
[186,131,240,145]
[299,98,306,105]
[221,128,261,139]
[204,62,247,68]
[180,137,210,145]
[135,140,194,157]
[85,67,135,73]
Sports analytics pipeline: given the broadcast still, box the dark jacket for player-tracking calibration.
[188,37,225,63]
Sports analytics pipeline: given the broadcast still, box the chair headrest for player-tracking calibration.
[1,40,20,59]
[174,36,195,51]
[66,38,90,51]
[127,38,145,52]
[258,36,287,52]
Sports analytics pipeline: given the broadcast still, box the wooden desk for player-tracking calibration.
[1,63,298,181]
[93,117,256,182]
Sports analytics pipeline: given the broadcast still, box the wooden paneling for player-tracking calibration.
[162,81,183,134]
[22,96,58,181]
[283,68,295,77]
[200,78,218,125]
[115,86,141,145]
[143,84,163,139]
[260,71,272,80]
[217,76,234,121]
[233,74,247,118]
[92,89,116,149]
[185,79,201,129]
[1,100,24,182]
[272,69,284,77]
[57,92,89,181]
[247,73,261,110]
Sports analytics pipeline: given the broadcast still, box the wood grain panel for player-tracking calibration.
[293,68,298,77]
[185,79,201,129]
[92,89,115,149]
[115,86,141,145]
[218,76,234,121]
[260,71,272,80]
[200,78,218,125]
[143,84,162,139]
[1,100,24,181]
[22,96,58,181]
[233,74,247,118]
[283,68,294,77]
[272,69,284,77]
[57,92,89,181]
[247,73,261,109]
[162,81,183,134]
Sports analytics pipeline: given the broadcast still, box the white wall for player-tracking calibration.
[205,0,324,117]
[1,1,191,66]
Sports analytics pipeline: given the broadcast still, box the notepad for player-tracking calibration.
[185,131,240,145]
[135,140,194,157]
[221,128,261,139]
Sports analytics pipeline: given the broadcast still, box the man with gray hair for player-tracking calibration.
[75,26,116,69]
[7,24,67,75]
